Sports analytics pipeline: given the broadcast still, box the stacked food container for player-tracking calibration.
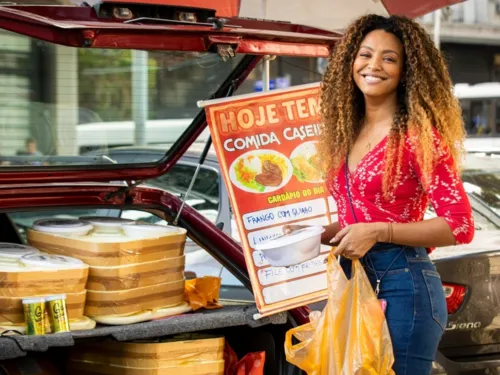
[0,243,91,332]
[27,217,190,325]
[67,335,225,375]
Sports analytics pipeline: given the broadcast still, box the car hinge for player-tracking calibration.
[104,180,143,203]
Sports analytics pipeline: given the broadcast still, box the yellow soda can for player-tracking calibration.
[22,297,46,335]
[46,294,70,333]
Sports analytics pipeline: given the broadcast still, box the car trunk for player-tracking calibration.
[0,184,305,375]
[0,3,339,371]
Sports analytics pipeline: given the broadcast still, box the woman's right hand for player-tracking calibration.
[282,224,308,235]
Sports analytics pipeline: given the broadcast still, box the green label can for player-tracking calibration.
[46,294,70,333]
[22,297,46,335]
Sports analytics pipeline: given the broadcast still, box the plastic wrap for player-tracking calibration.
[285,257,395,375]
[0,266,88,297]
[27,226,188,323]
[27,229,186,267]
[84,280,185,317]
[184,276,222,311]
[67,337,225,375]
[224,343,239,375]
[86,256,185,291]
[0,290,86,324]
[67,360,224,375]
[236,352,265,375]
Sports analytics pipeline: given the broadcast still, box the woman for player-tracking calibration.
[285,15,474,375]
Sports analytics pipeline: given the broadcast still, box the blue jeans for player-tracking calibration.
[340,243,448,375]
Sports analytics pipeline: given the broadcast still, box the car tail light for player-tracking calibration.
[443,282,467,314]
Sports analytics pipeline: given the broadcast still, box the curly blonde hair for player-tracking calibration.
[318,14,465,199]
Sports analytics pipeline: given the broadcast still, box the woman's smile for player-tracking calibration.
[361,74,387,84]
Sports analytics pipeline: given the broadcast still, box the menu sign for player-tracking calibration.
[199,83,337,317]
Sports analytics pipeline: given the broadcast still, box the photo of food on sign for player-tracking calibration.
[290,141,325,183]
[229,150,293,193]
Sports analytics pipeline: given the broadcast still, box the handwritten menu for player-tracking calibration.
[199,83,337,317]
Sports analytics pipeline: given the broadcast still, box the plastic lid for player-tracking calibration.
[20,254,86,269]
[22,297,45,304]
[33,219,93,234]
[45,294,67,302]
[80,216,134,226]
[0,243,40,259]
[255,226,325,250]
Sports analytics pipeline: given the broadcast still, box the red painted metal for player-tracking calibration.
[0,5,341,39]
[102,0,241,17]
[0,5,340,38]
[237,40,330,57]
[0,182,310,324]
[0,23,336,56]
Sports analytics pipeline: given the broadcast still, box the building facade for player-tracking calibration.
[420,0,500,84]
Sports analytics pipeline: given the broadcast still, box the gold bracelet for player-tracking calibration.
[388,222,393,243]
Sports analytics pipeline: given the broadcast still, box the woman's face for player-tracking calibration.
[352,29,404,99]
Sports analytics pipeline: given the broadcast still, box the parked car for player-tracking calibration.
[0,2,337,373]
[0,2,498,374]
[67,146,500,375]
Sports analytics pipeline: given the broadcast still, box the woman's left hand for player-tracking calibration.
[331,222,387,259]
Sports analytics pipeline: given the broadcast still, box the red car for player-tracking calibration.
[0,3,500,375]
[0,3,335,374]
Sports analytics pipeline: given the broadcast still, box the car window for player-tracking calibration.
[425,205,499,231]
[100,150,220,216]
[0,38,244,167]
[462,170,500,216]
[147,164,220,214]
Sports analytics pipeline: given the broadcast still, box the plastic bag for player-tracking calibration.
[236,352,265,375]
[224,342,239,375]
[285,256,395,375]
[184,276,223,311]
[224,342,265,375]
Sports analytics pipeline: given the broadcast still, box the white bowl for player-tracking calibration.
[32,219,93,237]
[79,216,134,233]
[255,226,325,267]
[121,223,186,238]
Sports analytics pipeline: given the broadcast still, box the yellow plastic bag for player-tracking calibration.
[285,256,395,375]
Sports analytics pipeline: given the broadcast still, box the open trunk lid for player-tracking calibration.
[0,1,338,185]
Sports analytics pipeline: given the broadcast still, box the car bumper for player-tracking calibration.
[435,351,500,374]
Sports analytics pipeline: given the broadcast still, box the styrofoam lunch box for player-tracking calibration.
[79,216,134,234]
[32,219,94,237]
[255,226,325,267]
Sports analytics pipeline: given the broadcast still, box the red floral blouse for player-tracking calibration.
[327,129,475,249]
